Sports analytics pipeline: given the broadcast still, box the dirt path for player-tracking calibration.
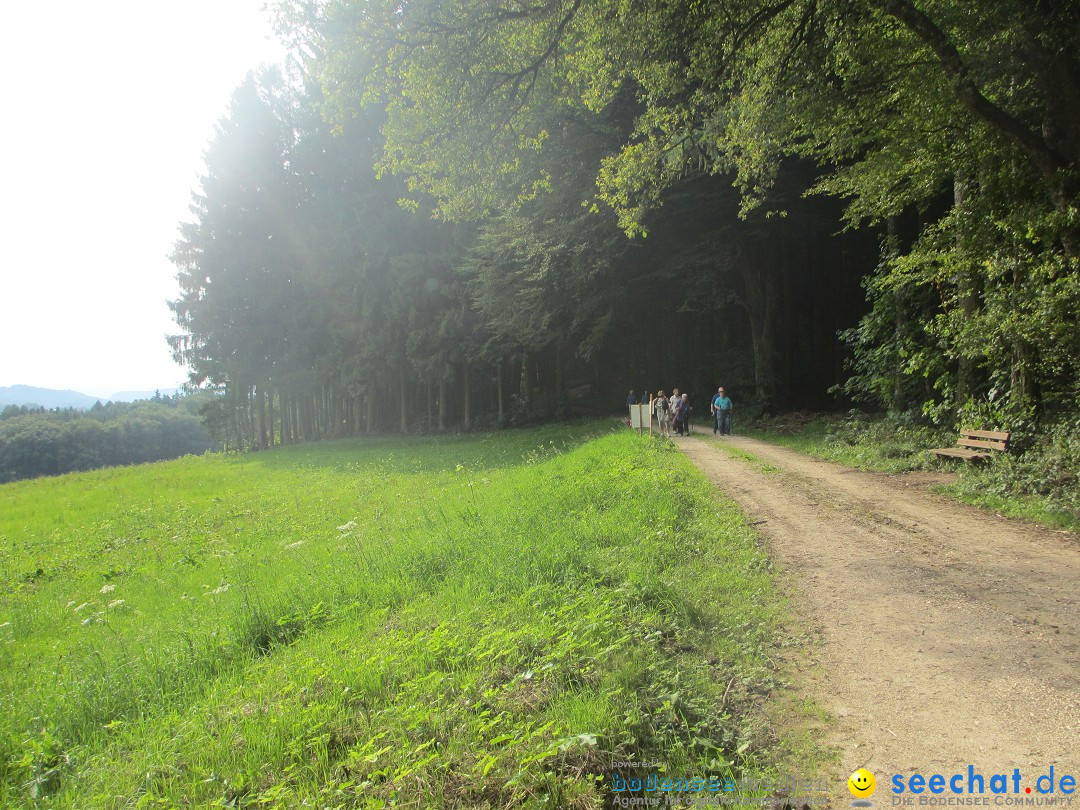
[677,430,1079,805]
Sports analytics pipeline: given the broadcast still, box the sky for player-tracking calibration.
[0,1,288,398]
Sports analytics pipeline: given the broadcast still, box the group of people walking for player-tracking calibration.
[654,389,690,437]
[626,387,733,438]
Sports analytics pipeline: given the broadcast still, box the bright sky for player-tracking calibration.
[0,1,287,398]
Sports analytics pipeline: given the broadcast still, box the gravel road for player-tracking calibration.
[678,431,1079,806]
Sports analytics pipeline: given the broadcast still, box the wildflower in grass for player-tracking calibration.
[107,600,125,609]
[73,602,90,612]
[337,520,357,533]
[100,583,115,594]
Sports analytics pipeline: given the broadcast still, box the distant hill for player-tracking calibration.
[0,385,102,409]
[0,385,182,410]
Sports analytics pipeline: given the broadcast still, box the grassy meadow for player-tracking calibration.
[0,423,781,807]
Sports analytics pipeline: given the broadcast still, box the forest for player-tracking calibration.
[169,0,1080,448]
[0,396,213,483]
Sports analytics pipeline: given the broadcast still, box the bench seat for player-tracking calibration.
[930,429,1010,462]
[930,446,992,461]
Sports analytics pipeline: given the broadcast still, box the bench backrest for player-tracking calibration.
[958,428,1010,452]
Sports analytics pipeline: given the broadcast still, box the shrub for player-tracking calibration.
[981,418,1080,511]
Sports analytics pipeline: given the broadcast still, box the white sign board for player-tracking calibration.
[629,403,651,430]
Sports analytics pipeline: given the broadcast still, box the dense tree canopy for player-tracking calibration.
[169,1,1079,443]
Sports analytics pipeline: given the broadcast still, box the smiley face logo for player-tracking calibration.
[848,768,876,798]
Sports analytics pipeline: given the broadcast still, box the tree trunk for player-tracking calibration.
[287,392,296,443]
[887,216,907,413]
[520,353,531,410]
[1009,257,1034,417]
[496,359,505,423]
[223,400,234,453]
[953,172,978,411]
[233,388,244,451]
[240,386,254,450]
[265,388,274,447]
[280,392,289,444]
[399,370,408,434]
[438,380,447,430]
[462,363,471,429]
[318,388,325,438]
[554,344,564,397]
[738,262,778,404]
[282,392,291,443]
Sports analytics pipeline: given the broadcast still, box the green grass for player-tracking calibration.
[742,418,943,474]
[0,423,784,807]
[936,476,1080,532]
[744,415,1080,532]
[708,442,780,475]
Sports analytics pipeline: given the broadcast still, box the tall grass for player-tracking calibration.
[743,414,948,473]
[0,423,780,807]
[743,414,1080,530]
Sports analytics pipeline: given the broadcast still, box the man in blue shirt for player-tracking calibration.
[711,387,733,435]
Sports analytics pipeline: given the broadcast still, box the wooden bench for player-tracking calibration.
[930,429,1011,462]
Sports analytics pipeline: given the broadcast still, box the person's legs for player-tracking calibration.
[720,411,731,435]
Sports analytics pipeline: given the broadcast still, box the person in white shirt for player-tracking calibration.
[653,390,671,437]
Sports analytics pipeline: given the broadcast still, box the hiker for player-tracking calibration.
[626,390,636,408]
[653,390,671,437]
[672,392,688,436]
[670,388,682,435]
[712,387,733,435]
[676,393,690,435]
